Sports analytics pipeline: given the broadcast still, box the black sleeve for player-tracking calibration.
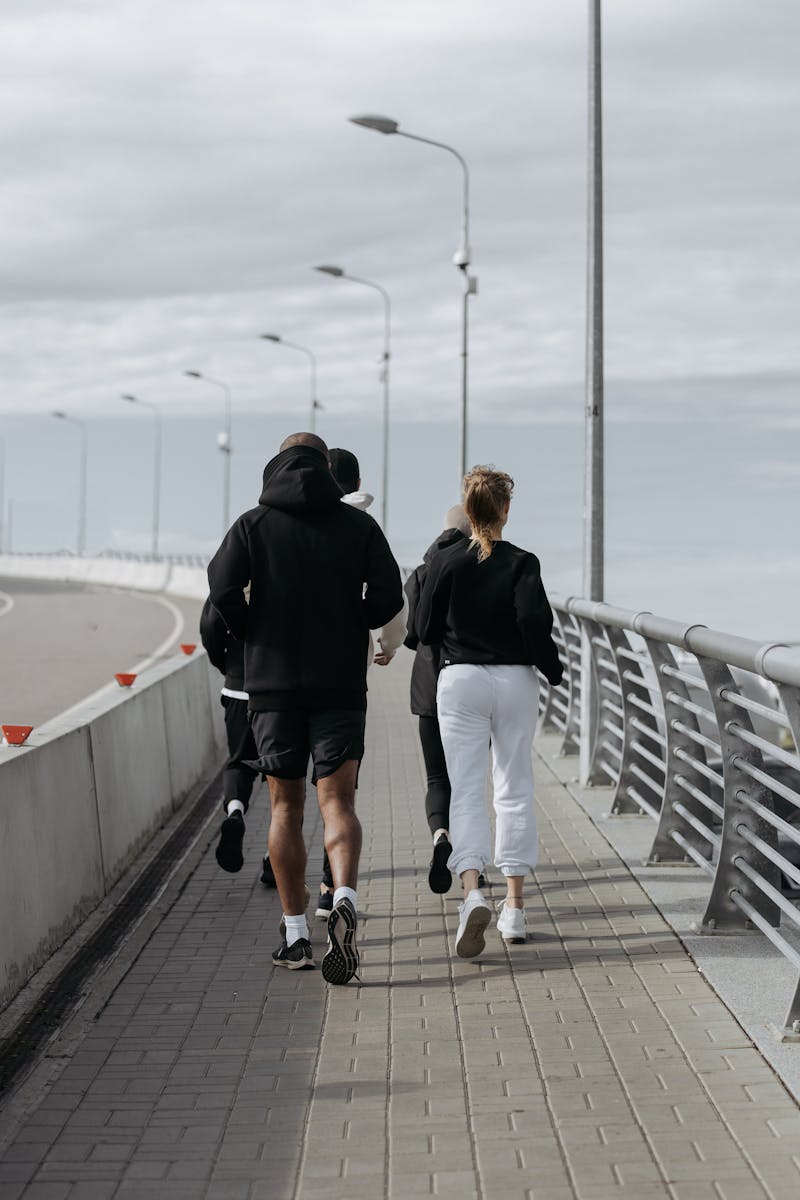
[199,598,228,675]
[207,519,251,641]
[403,565,425,650]
[416,554,452,647]
[514,555,563,686]
[363,522,404,630]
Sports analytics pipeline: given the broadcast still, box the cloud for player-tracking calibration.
[1,0,799,425]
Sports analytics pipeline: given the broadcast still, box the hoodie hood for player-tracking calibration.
[259,445,343,515]
[423,526,467,565]
[341,491,374,510]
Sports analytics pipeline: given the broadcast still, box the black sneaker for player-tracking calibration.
[315,890,333,918]
[215,812,245,873]
[428,836,453,894]
[321,898,359,985]
[272,937,315,971]
[478,873,486,889]
[260,856,277,888]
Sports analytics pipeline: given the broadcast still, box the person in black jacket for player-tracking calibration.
[207,433,403,984]
[416,466,563,961]
[404,506,470,894]
[200,597,261,873]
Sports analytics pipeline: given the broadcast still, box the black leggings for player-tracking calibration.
[418,714,451,835]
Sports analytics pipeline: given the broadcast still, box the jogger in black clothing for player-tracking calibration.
[404,506,470,893]
[208,433,404,984]
[200,597,261,873]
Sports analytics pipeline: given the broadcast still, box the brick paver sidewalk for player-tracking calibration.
[2,657,800,1199]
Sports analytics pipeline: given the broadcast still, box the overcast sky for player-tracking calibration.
[1,0,799,427]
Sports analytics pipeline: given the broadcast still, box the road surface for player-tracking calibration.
[0,576,204,728]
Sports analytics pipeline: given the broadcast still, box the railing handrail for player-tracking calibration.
[553,594,800,688]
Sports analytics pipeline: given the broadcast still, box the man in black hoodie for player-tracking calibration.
[207,433,403,984]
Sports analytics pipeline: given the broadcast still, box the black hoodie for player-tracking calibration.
[199,597,245,693]
[416,538,563,686]
[207,445,403,710]
[403,527,467,716]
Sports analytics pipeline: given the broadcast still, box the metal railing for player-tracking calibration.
[540,596,800,1036]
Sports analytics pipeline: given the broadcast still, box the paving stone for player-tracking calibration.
[3,665,800,1199]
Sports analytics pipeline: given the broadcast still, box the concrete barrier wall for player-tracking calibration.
[0,637,227,1010]
[0,554,207,599]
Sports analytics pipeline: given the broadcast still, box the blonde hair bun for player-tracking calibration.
[462,466,514,562]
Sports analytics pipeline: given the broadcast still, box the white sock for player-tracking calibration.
[333,886,357,910]
[283,914,309,947]
[226,799,245,818]
[433,829,449,845]
[466,888,485,904]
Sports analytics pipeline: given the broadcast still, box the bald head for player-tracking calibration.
[279,432,329,457]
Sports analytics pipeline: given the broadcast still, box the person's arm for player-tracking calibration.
[363,522,404,631]
[207,519,251,641]
[415,554,452,647]
[514,555,563,686]
[402,567,423,651]
[373,594,408,665]
[199,598,229,675]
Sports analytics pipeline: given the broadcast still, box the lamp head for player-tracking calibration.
[121,394,138,403]
[348,114,399,135]
[260,334,281,343]
[52,410,66,420]
[314,265,344,278]
[184,370,202,379]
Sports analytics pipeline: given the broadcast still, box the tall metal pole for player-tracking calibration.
[313,268,391,530]
[78,419,88,557]
[122,396,162,558]
[348,117,476,490]
[0,435,5,554]
[184,372,232,536]
[259,337,319,433]
[581,0,605,784]
[52,412,88,555]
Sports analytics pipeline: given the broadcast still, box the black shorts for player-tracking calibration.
[249,708,366,781]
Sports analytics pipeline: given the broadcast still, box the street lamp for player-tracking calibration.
[349,113,477,484]
[52,411,88,556]
[121,394,163,559]
[259,335,321,433]
[314,265,391,531]
[184,371,232,536]
[581,0,605,785]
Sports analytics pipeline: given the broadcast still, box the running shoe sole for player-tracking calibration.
[322,900,359,985]
[455,904,491,959]
[215,816,244,873]
[428,838,453,894]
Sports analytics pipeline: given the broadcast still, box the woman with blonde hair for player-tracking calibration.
[415,466,563,958]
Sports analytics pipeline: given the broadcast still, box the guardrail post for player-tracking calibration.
[607,627,660,816]
[697,657,781,933]
[540,608,581,757]
[644,640,715,864]
[579,617,616,787]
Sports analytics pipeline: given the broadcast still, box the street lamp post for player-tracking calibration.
[184,371,232,536]
[314,265,391,531]
[259,335,320,433]
[349,113,477,486]
[52,411,88,556]
[0,434,5,554]
[581,0,605,785]
[121,394,163,559]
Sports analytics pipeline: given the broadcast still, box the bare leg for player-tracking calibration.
[460,868,481,897]
[266,776,307,915]
[505,875,524,908]
[316,760,361,890]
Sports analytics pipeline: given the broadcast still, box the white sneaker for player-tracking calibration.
[454,892,492,959]
[496,901,526,944]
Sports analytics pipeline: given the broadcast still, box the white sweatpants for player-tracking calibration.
[437,663,540,878]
